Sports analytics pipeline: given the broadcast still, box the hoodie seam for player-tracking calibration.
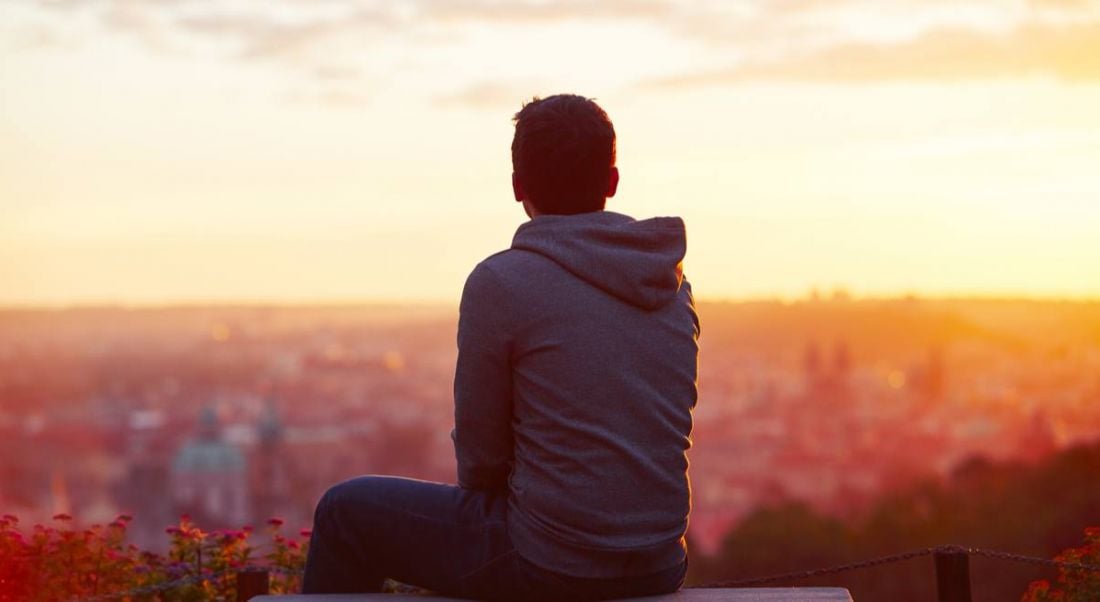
[472,261,519,352]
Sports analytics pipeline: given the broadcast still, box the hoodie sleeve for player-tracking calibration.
[452,262,514,491]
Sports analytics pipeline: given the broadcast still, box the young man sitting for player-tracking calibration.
[303,93,700,601]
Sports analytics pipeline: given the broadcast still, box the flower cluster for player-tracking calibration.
[0,513,309,601]
[1023,527,1100,602]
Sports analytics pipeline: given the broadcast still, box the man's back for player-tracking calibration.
[305,94,697,601]
[454,210,700,579]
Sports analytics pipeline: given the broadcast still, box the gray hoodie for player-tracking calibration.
[452,210,700,578]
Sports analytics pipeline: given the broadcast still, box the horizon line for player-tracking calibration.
[3,291,1100,311]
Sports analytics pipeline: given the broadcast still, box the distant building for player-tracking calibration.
[250,400,291,522]
[115,408,175,550]
[802,340,853,403]
[1017,409,1057,463]
[920,346,946,403]
[802,341,822,392]
[832,341,851,383]
[170,406,249,527]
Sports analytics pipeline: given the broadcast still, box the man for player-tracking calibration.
[304,94,700,601]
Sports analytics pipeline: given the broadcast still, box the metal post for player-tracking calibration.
[236,569,270,602]
[934,546,972,602]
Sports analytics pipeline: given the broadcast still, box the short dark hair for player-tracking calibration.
[511,94,616,215]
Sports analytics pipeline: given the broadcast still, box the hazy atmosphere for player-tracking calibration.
[4,2,1100,600]
[3,0,1099,304]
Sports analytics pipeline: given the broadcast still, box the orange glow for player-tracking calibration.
[1,2,1098,304]
[210,323,231,342]
[887,371,907,390]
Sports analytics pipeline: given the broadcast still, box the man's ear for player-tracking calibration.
[606,166,620,198]
[512,172,525,203]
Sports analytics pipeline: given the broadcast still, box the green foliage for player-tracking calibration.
[689,441,1100,601]
[1022,527,1100,602]
[711,501,854,578]
[0,513,309,601]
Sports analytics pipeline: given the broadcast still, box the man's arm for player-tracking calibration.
[452,263,514,491]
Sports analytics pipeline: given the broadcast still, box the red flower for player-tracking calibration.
[52,513,72,521]
[267,518,285,527]
[300,528,313,538]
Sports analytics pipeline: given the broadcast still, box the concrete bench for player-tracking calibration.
[254,588,854,601]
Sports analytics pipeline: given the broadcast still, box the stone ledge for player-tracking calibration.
[254,587,853,601]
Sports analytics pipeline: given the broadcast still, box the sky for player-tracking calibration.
[2,0,1099,305]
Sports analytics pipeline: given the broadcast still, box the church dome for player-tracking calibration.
[172,439,246,473]
[172,405,246,473]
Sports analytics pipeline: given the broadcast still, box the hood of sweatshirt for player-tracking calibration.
[510,211,687,310]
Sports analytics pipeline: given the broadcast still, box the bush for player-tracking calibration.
[1023,527,1100,602]
[0,513,309,601]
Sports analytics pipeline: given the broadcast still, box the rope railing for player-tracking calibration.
[75,545,1100,601]
[692,544,1100,589]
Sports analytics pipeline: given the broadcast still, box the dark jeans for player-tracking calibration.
[303,475,687,601]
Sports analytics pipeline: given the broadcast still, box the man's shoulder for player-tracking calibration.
[474,248,555,281]
[463,249,568,310]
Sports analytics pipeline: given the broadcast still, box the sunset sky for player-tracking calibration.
[2,0,1099,305]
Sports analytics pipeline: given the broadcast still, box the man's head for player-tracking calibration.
[511,94,619,216]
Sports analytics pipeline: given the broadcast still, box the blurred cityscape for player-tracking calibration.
[2,297,1099,554]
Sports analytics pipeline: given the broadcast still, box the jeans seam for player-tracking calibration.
[334,490,506,533]
[459,548,518,582]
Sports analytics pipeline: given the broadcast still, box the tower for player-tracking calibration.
[251,400,289,522]
[170,406,249,528]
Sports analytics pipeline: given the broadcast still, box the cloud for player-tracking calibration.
[1029,0,1096,8]
[416,0,674,23]
[19,0,1100,104]
[174,8,394,60]
[5,23,70,51]
[74,1,390,103]
[434,81,537,110]
[642,21,1100,88]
